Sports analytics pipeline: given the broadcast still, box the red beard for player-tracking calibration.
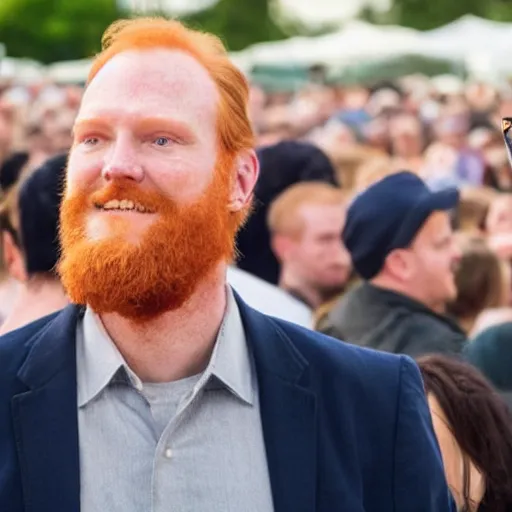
[58,160,243,322]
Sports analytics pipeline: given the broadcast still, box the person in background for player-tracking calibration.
[226,266,313,328]
[236,140,338,285]
[389,114,425,175]
[320,171,466,357]
[0,152,30,322]
[0,153,68,334]
[0,18,454,512]
[0,105,14,165]
[465,322,512,401]
[447,237,510,336]
[267,182,350,310]
[485,193,512,260]
[418,355,512,512]
[352,155,396,194]
[421,111,485,190]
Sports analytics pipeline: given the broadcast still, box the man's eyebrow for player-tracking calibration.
[72,118,108,136]
[136,117,196,140]
[73,116,196,140]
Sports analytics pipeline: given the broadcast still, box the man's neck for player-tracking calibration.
[98,264,228,383]
[279,270,320,309]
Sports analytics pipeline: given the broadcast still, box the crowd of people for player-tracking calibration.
[1,16,512,512]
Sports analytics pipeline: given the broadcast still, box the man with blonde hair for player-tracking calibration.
[0,18,454,512]
[268,182,350,309]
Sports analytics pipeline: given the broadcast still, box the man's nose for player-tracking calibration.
[102,137,144,182]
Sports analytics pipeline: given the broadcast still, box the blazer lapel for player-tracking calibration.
[237,296,317,512]
[12,305,82,512]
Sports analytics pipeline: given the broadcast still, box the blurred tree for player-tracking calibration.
[0,0,124,63]
[384,0,512,29]
[182,0,288,51]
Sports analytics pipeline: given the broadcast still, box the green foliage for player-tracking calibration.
[0,0,124,63]
[383,0,510,30]
[182,0,288,51]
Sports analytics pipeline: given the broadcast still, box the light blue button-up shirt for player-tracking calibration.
[76,288,274,512]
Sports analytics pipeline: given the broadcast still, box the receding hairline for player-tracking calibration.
[268,183,345,236]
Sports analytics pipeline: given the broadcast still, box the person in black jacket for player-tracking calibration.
[465,322,512,408]
[320,171,467,357]
[236,140,338,284]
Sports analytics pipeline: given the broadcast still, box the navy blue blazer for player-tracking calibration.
[0,298,454,512]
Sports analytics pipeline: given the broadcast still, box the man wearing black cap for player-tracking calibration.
[321,171,466,357]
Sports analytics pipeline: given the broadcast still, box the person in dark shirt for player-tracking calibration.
[236,140,338,285]
[0,154,68,334]
[320,171,467,357]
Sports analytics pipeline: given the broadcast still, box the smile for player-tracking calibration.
[94,199,154,214]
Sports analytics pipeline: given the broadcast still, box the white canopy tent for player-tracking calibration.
[242,20,424,67]
[419,15,512,78]
[46,58,92,84]
[0,57,45,83]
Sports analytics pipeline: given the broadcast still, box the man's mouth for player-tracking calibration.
[94,199,154,214]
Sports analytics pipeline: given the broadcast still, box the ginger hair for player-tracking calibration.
[88,17,254,156]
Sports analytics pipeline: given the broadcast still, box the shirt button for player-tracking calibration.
[164,448,173,459]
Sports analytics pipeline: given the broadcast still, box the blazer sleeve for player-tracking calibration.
[393,356,456,512]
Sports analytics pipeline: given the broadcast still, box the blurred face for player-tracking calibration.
[0,113,12,155]
[45,109,76,153]
[59,49,250,320]
[286,203,350,295]
[363,117,389,151]
[390,116,423,158]
[486,196,512,235]
[406,211,460,311]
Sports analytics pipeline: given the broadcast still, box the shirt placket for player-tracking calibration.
[149,372,211,512]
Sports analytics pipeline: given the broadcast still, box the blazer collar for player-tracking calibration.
[17,304,83,389]
[236,294,318,512]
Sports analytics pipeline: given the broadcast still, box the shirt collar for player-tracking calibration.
[76,307,143,408]
[203,287,254,405]
[76,286,254,409]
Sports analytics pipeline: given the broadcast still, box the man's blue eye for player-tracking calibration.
[155,137,170,147]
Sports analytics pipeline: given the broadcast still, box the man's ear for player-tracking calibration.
[2,231,27,283]
[384,249,413,281]
[228,150,259,213]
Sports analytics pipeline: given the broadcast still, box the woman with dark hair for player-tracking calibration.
[447,236,510,336]
[417,355,512,511]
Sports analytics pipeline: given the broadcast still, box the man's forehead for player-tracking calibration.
[301,202,344,220]
[420,211,451,238]
[79,49,218,119]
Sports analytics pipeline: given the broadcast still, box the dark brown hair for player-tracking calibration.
[448,238,507,326]
[418,355,512,512]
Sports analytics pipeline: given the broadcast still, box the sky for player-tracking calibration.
[123,0,392,23]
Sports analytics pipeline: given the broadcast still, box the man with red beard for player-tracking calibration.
[0,18,455,512]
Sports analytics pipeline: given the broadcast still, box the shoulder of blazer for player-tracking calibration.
[0,305,81,390]
[272,317,404,376]
[238,294,405,395]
